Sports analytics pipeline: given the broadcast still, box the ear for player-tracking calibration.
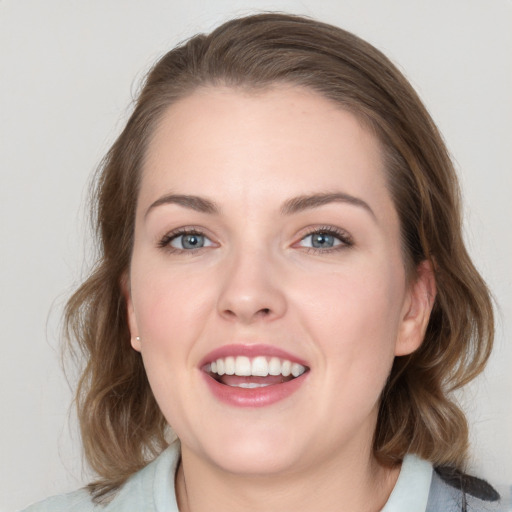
[120,273,142,352]
[395,260,436,356]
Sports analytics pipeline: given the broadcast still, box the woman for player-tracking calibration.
[23,13,502,512]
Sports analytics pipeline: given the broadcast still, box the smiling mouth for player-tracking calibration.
[204,355,309,388]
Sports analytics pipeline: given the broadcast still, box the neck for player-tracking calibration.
[175,443,400,512]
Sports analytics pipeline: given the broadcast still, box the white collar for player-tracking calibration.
[381,454,433,512]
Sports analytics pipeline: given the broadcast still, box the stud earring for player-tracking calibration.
[136,336,141,342]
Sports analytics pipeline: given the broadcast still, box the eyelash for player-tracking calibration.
[297,226,354,254]
[157,225,354,254]
[157,227,211,253]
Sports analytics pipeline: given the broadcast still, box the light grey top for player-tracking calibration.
[21,442,503,511]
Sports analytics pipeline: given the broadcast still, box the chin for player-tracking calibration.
[210,442,301,476]
[184,422,306,476]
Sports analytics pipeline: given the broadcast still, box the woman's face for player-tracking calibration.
[126,85,432,476]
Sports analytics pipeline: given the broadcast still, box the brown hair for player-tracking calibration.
[64,13,494,500]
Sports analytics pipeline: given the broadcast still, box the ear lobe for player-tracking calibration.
[395,260,437,356]
[120,273,142,352]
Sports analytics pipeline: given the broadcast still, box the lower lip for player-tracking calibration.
[201,372,308,407]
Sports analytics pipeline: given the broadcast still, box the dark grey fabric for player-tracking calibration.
[426,469,504,512]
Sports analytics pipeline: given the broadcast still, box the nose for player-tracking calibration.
[216,248,287,324]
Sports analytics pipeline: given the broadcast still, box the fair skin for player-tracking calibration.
[125,85,435,512]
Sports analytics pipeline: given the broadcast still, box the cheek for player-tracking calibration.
[129,263,215,430]
[294,259,405,373]
[131,260,216,346]
[303,258,404,324]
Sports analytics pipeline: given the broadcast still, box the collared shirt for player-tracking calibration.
[21,442,503,511]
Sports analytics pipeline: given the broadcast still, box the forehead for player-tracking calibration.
[140,85,393,218]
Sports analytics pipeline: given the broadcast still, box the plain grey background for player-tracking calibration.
[1,1,511,510]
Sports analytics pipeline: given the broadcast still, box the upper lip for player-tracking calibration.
[198,344,309,369]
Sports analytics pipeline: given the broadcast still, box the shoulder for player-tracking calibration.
[426,465,503,512]
[20,442,181,512]
[19,488,96,512]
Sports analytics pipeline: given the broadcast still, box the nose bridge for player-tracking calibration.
[217,241,287,323]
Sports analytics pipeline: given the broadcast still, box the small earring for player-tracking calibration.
[136,336,141,342]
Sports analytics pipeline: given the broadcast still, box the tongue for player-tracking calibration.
[219,374,293,386]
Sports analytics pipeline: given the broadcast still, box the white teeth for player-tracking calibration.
[235,356,251,376]
[236,382,271,389]
[208,356,306,378]
[291,363,305,377]
[224,356,235,375]
[251,356,269,377]
[268,357,281,375]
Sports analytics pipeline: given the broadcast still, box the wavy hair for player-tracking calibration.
[64,13,494,500]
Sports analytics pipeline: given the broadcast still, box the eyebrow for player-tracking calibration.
[145,194,220,219]
[281,192,376,219]
[145,191,375,220]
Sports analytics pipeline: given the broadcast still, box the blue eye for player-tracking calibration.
[308,233,338,248]
[171,233,206,249]
[298,229,352,250]
[159,230,214,251]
